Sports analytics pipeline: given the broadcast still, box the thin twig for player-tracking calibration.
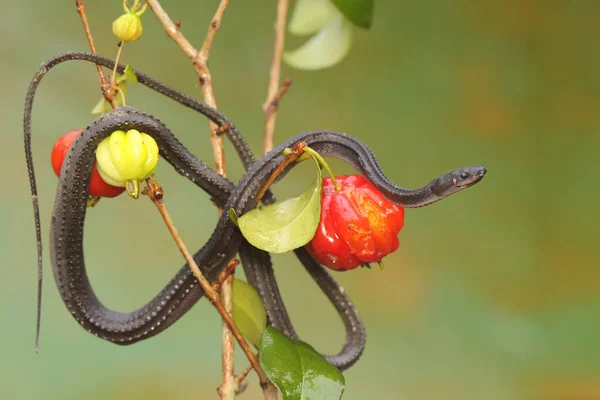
[110,42,124,85]
[143,179,271,389]
[235,364,254,386]
[265,78,293,119]
[217,259,241,287]
[75,0,118,109]
[145,0,197,59]
[234,364,255,395]
[198,1,230,63]
[218,271,236,400]
[195,0,230,177]
[262,0,290,154]
[255,141,306,206]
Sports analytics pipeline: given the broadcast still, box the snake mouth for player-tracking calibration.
[456,183,475,190]
[456,166,487,189]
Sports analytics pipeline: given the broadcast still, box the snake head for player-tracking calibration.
[432,165,487,197]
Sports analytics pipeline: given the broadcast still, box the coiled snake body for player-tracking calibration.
[24,52,486,371]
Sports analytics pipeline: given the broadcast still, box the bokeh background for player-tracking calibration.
[2,1,599,399]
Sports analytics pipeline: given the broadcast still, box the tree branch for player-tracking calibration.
[75,0,118,109]
[218,267,236,400]
[146,2,278,398]
[262,0,290,154]
[145,0,197,59]
[143,179,271,390]
[146,0,228,174]
[198,0,230,63]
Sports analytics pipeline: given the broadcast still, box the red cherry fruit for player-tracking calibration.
[51,129,125,198]
[306,175,404,271]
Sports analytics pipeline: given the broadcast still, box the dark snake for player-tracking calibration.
[24,52,487,371]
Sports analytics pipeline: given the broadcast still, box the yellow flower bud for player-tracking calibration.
[112,0,147,43]
[96,129,159,199]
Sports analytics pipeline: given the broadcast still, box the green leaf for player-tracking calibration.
[237,153,322,253]
[259,327,345,400]
[91,97,110,115]
[288,0,337,36]
[228,208,239,227]
[120,64,138,84]
[284,14,353,71]
[232,279,267,348]
[330,0,374,29]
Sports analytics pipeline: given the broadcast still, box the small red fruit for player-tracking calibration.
[306,175,404,271]
[51,129,125,198]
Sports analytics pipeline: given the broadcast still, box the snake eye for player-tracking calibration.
[460,172,469,180]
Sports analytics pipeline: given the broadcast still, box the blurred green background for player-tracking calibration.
[3,1,599,399]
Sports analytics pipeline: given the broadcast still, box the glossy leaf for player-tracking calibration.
[232,279,267,348]
[259,327,345,400]
[237,153,322,254]
[284,14,353,71]
[331,0,374,29]
[288,0,337,36]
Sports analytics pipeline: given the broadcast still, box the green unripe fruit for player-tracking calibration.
[112,0,147,43]
[96,129,159,199]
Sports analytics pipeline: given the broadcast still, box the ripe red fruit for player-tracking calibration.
[306,175,404,271]
[51,129,125,198]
